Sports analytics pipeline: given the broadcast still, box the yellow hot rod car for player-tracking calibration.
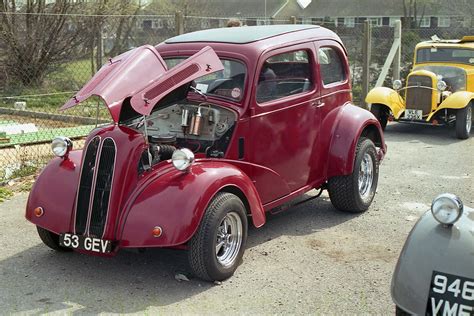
[366,36,474,139]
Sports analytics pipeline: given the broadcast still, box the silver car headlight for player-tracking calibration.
[437,80,447,91]
[431,193,463,225]
[51,136,73,158]
[171,148,194,171]
[392,79,402,90]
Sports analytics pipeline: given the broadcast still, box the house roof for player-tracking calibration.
[165,24,319,44]
[273,0,464,18]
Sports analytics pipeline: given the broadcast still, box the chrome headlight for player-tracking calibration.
[51,136,73,158]
[171,148,194,171]
[392,79,402,90]
[431,193,463,225]
[437,80,447,91]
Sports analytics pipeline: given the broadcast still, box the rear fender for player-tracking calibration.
[326,104,386,178]
[118,161,265,248]
[427,91,474,121]
[25,151,82,234]
[365,87,406,119]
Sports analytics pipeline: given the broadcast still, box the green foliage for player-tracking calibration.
[10,165,38,179]
[0,187,13,203]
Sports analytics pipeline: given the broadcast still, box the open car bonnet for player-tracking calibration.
[61,45,224,122]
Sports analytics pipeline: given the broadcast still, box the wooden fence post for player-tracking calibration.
[175,11,184,35]
[362,20,372,109]
[393,20,402,81]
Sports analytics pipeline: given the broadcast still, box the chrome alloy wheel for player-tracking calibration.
[215,211,243,268]
[466,106,472,133]
[358,152,374,200]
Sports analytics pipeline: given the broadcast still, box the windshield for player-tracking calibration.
[416,47,474,65]
[413,65,467,91]
[164,58,246,102]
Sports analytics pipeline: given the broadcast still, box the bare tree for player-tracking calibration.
[0,0,86,86]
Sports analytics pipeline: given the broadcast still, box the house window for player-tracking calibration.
[419,17,430,27]
[389,18,400,27]
[344,17,355,27]
[438,16,451,27]
[152,19,163,29]
[257,19,267,26]
[218,19,226,28]
[368,17,382,27]
[302,18,313,25]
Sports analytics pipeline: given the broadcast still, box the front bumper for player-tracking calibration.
[391,207,474,314]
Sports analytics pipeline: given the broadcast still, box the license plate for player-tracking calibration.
[404,109,423,120]
[59,233,112,253]
[426,271,474,316]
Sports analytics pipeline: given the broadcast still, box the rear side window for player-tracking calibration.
[256,50,313,103]
[318,47,346,85]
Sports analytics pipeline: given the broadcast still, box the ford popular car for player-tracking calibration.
[26,25,386,281]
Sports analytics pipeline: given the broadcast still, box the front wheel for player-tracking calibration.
[370,104,389,131]
[328,138,379,212]
[455,104,472,139]
[188,192,248,281]
[37,226,72,252]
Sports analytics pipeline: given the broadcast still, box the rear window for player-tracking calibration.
[318,47,346,85]
[164,58,246,101]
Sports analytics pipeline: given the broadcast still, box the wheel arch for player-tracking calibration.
[365,86,405,119]
[326,104,386,179]
[118,162,265,248]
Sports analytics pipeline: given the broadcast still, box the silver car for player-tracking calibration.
[392,193,474,315]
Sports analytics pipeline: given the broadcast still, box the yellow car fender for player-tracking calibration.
[365,87,406,119]
[427,91,474,121]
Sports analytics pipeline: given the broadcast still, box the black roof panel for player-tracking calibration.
[165,25,319,44]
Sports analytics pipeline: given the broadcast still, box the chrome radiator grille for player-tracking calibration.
[405,75,433,115]
[75,137,116,237]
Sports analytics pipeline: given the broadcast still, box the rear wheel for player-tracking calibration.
[455,104,472,139]
[370,104,389,131]
[328,138,379,212]
[188,192,248,281]
[395,306,411,316]
[36,226,71,252]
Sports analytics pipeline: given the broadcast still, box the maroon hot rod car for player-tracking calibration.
[26,25,386,281]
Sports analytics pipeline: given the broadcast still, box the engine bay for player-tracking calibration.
[127,102,237,171]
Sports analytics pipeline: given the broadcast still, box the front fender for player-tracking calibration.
[392,206,474,315]
[25,150,82,234]
[366,87,406,119]
[326,104,386,178]
[427,91,474,121]
[118,161,265,248]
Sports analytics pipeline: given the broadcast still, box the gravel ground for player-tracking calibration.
[0,122,472,315]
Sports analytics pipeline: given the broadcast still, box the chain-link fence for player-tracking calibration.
[0,12,472,182]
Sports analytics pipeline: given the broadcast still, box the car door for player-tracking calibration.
[248,43,321,204]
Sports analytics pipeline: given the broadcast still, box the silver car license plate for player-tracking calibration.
[404,109,423,120]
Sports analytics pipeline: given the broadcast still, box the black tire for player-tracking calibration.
[188,192,248,281]
[455,104,472,139]
[36,226,72,252]
[371,104,389,131]
[395,306,411,316]
[328,137,379,212]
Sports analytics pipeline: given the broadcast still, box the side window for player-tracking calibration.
[318,47,346,85]
[256,50,313,103]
